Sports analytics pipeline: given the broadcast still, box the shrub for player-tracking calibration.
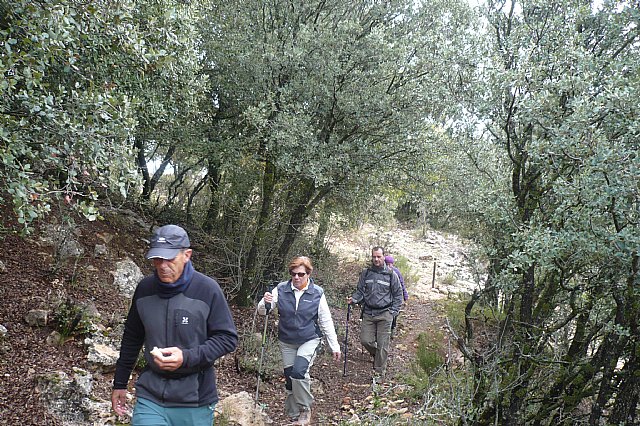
[400,332,445,399]
[235,315,281,380]
[441,273,457,286]
[414,332,445,376]
[393,255,420,286]
[51,298,94,341]
[439,295,468,334]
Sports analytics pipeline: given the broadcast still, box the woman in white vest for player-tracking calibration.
[258,256,341,425]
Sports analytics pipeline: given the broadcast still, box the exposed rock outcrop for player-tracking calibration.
[217,391,273,425]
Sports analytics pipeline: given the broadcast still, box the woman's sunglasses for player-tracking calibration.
[289,271,307,278]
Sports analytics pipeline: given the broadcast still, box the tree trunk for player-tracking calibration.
[203,160,221,232]
[608,253,639,424]
[236,158,277,305]
[186,173,208,223]
[311,202,330,257]
[609,350,640,425]
[137,141,176,201]
[262,182,333,284]
[134,138,151,199]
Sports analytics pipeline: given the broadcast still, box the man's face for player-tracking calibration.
[152,249,192,283]
[371,249,385,268]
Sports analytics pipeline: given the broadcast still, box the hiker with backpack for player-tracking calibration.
[347,247,403,381]
[384,255,409,339]
[257,256,341,425]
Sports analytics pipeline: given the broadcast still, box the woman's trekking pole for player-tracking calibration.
[343,303,352,377]
[255,302,271,406]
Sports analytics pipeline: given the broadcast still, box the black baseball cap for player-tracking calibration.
[145,225,191,260]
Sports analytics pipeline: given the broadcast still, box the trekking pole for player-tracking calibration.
[255,301,271,406]
[343,303,352,377]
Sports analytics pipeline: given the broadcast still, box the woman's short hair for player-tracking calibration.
[288,256,314,274]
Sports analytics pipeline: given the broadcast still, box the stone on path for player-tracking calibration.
[217,391,273,425]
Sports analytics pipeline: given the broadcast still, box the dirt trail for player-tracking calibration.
[295,225,477,424]
[327,224,480,301]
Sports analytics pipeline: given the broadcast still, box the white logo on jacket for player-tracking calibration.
[182,316,189,325]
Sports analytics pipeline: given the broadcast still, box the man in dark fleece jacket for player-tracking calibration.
[348,246,402,380]
[111,225,237,425]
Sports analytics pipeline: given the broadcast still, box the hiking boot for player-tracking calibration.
[295,408,312,425]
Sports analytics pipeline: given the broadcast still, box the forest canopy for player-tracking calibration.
[1,0,639,424]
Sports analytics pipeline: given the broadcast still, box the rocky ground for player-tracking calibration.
[0,207,480,425]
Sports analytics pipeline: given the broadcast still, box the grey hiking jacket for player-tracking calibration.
[351,265,403,317]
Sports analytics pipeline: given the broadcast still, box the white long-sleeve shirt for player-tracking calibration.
[258,283,341,354]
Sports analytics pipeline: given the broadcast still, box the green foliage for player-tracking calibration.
[391,255,420,287]
[193,0,477,300]
[0,0,211,233]
[51,298,93,340]
[439,296,467,335]
[399,332,445,400]
[440,273,457,287]
[414,333,445,377]
[1,0,143,232]
[431,1,640,423]
[236,319,281,380]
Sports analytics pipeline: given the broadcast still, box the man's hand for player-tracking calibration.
[347,296,353,305]
[263,292,273,304]
[333,351,341,362]
[111,389,129,416]
[151,346,184,371]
